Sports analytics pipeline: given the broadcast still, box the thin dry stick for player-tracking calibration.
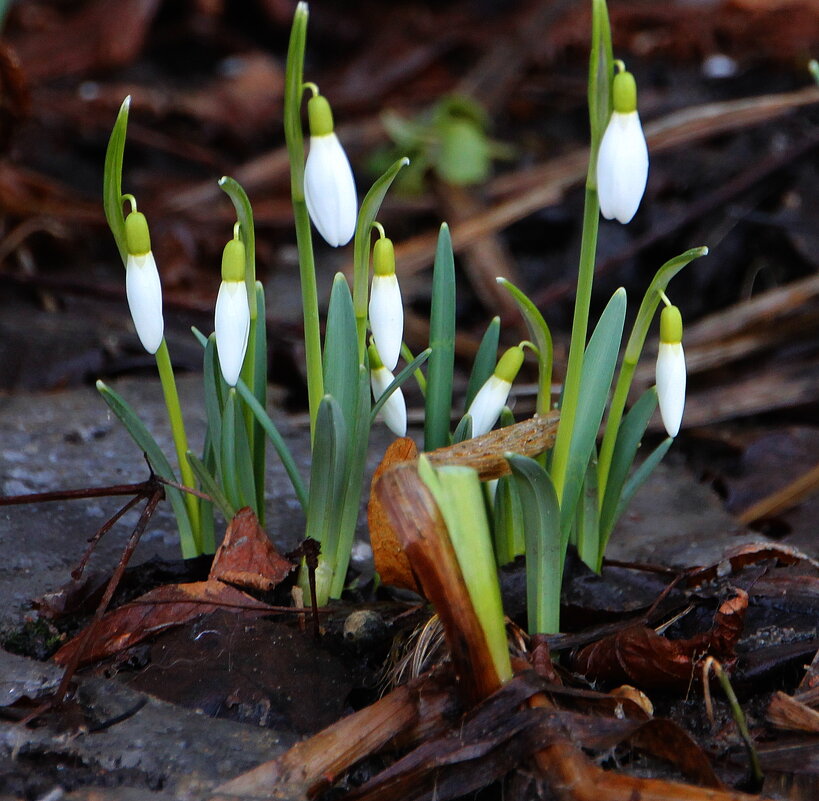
[52,486,164,705]
[737,460,819,525]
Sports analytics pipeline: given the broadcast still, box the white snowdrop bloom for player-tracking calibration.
[655,304,686,438]
[303,94,357,247]
[368,236,403,370]
[214,238,250,387]
[369,344,407,437]
[124,211,164,355]
[596,68,649,225]
[465,346,524,437]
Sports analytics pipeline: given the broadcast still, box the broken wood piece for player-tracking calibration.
[210,672,458,801]
[425,411,560,480]
[767,690,819,733]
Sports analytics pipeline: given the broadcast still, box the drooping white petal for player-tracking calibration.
[370,365,407,437]
[215,280,250,387]
[125,251,164,354]
[466,375,512,437]
[655,341,686,437]
[596,110,649,224]
[369,273,403,370]
[304,133,357,247]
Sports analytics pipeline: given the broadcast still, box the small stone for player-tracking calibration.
[343,609,387,645]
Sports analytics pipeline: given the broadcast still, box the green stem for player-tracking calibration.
[596,356,636,504]
[549,188,599,501]
[549,0,611,502]
[154,338,201,550]
[284,3,323,441]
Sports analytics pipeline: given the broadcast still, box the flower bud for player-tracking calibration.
[596,68,649,224]
[655,305,686,437]
[369,343,407,437]
[303,94,357,247]
[368,237,403,370]
[214,238,250,387]
[465,345,524,437]
[124,210,164,354]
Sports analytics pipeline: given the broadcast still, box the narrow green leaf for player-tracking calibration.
[197,429,217,554]
[305,395,349,603]
[612,437,673,533]
[400,342,427,396]
[250,282,268,518]
[464,316,500,411]
[329,365,372,598]
[230,393,258,514]
[103,97,131,267]
[187,451,236,521]
[369,348,430,424]
[497,278,553,415]
[506,453,562,635]
[599,387,657,549]
[96,380,197,558]
[559,288,626,544]
[424,223,456,451]
[492,474,524,566]
[220,389,241,511]
[452,414,473,444]
[324,273,359,436]
[575,456,600,571]
[234,379,308,511]
[201,334,225,468]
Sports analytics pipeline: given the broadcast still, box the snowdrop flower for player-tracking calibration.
[655,304,686,437]
[596,65,649,224]
[466,345,524,437]
[368,236,403,370]
[369,343,407,437]
[124,210,164,354]
[214,237,250,387]
[303,93,357,247]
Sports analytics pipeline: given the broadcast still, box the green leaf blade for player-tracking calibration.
[424,223,456,451]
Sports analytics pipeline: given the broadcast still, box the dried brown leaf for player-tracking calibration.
[573,590,748,690]
[52,580,274,667]
[209,506,295,592]
[368,438,420,594]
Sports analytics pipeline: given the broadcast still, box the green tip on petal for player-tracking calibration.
[221,238,246,282]
[368,342,384,370]
[373,237,395,277]
[612,70,638,114]
[124,211,151,256]
[495,345,524,382]
[308,94,334,137]
[660,304,683,344]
